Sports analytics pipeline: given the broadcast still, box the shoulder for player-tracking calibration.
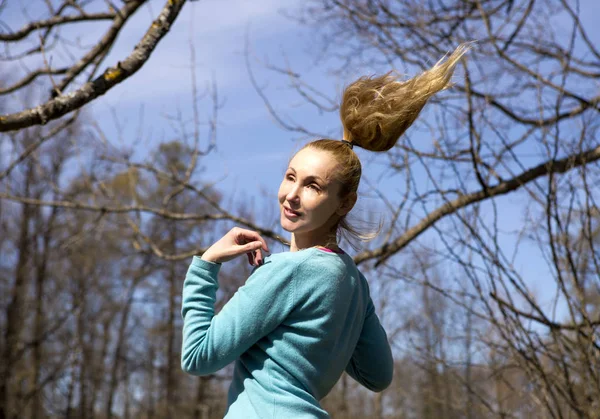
[261,250,314,271]
[292,249,356,292]
[250,248,355,284]
[245,250,314,284]
[299,249,348,274]
[267,249,315,266]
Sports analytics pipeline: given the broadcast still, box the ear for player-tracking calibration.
[337,192,357,216]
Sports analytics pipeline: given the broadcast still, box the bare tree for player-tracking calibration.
[0,2,278,412]
[249,0,600,416]
[0,0,187,132]
[3,0,600,417]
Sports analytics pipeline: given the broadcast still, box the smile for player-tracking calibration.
[284,207,301,218]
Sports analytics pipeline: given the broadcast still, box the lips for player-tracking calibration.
[284,206,301,217]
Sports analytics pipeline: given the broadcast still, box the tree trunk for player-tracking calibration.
[65,359,77,419]
[146,345,156,419]
[31,256,46,419]
[373,391,383,419]
[31,203,57,419]
[464,302,474,419]
[124,371,130,419]
[1,160,34,419]
[77,300,88,419]
[166,221,179,419]
[193,377,209,419]
[338,374,348,418]
[90,318,111,419]
[166,259,177,419]
[106,278,140,419]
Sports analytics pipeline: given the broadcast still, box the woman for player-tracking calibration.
[181,44,470,418]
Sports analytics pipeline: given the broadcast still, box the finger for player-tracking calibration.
[254,248,263,265]
[243,241,263,253]
[231,240,263,261]
[222,241,262,264]
[234,228,270,252]
[247,252,254,266]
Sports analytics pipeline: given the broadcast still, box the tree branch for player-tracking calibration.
[0,0,188,132]
[354,144,600,267]
[0,12,115,42]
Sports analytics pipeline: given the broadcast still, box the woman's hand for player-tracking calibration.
[201,227,270,266]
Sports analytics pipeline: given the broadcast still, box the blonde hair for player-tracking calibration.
[341,43,471,151]
[295,44,471,251]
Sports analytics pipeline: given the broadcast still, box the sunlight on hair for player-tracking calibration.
[340,42,473,152]
[296,44,472,252]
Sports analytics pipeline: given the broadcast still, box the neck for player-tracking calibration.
[288,212,342,252]
[290,232,339,253]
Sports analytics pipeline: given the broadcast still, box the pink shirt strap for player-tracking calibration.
[314,246,345,254]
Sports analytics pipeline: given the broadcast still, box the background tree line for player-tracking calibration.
[1,0,599,418]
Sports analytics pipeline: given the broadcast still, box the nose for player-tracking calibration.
[286,183,301,203]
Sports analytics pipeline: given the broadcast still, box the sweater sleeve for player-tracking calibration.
[345,293,394,392]
[181,256,296,376]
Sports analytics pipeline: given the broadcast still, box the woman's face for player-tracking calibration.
[278,148,345,237]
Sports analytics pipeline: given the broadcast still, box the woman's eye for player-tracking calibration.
[285,175,319,192]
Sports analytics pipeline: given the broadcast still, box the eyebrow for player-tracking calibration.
[288,167,325,184]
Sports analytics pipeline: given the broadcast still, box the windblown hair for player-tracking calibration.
[294,44,471,251]
[341,43,471,151]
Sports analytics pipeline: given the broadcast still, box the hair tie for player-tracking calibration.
[340,139,354,149]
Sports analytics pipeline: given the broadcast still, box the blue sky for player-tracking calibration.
[5,0,598,323]
[78,0,403,248]
[91,0,340,198]
[93,1,560,317]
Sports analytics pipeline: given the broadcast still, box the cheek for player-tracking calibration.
[300,198,321,217]
[314,198,336,217]
[277,182,287,202]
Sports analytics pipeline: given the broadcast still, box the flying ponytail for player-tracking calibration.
[340,43,472,151]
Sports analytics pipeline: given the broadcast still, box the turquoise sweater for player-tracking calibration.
[181,247,393,418]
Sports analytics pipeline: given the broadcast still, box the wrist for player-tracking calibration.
[200,253,220,264]
[192,256,222,271]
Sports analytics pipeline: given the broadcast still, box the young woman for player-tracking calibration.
[181,44,470,418]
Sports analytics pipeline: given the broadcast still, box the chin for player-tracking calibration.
[280,213,306,233]
[280,217,297,232]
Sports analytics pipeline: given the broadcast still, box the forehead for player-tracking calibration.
[288,148,339,182]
